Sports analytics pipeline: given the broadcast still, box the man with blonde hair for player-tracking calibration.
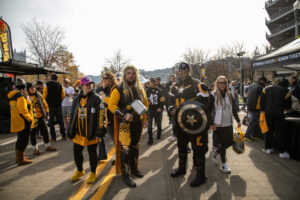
[109,65,148,187]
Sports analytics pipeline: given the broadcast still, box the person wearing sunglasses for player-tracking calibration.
[95,73,118,163]
[211,75,241,173]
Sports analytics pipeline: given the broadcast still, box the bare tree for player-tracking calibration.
[22,19,65,68]
[182,48,210,80]
[105,49,131,75]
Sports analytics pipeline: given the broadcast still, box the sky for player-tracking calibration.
[0,0,269,75]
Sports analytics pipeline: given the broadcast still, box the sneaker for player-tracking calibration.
[170,136,177,141]
[87,172,96,184]
[220,163,231,173]
[33,149,41,155]
[46,146,57,151]
[71,170,85,182]
[279,151,290,159]
[266,148,274,154]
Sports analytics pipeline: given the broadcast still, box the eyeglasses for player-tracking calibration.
[103,77,108,80]
[217,82,227,85]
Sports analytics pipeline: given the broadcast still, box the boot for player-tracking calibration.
[131,168,144,178]
[45,146,57,151]
[171,153,187,177]
[190,166,206,187]
[121,150,136,187]
[147,137,153,145]
[122,174,136,188]
[16,150,32,166]
[33,149,41,155]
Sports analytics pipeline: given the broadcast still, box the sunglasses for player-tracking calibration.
[102,77,108,80]
[218,82,227,85]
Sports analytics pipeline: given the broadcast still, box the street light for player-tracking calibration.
[237,51,245,97]
[294,0,300,38]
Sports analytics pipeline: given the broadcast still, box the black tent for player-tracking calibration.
[0,60,68,75]
[252,38,300,72]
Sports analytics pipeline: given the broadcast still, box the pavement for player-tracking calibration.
[0,111,300,200]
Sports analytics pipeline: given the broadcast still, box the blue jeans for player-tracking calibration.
[245,111,261,137]
[148,110,162,139]
[49,105,65,140]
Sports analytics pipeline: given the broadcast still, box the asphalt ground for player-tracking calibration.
[0,111,300,200]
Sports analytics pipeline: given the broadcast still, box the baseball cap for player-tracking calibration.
[178,62,190,70]
[80,77,94,86]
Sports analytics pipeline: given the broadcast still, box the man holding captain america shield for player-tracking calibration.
[168,62,213,187]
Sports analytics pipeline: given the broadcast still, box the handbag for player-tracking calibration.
[232,128,245,154]
[260,112,268,134]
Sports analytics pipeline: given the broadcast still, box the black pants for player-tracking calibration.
[73,143,98,173]
[49,105,65,140]
[148,109,162,139]
[174,124,208,178]
[213,126,233,163]
[265,114,287,153]
[30,117,50,146]
[16,122,31,152]
[121,120,142,175]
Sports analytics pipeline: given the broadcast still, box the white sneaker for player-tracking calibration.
[266,148,274,154]
[220,163,231,173]
[170,136,177,141]
[279,151,290,158]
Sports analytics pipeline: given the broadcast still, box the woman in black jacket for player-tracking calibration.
[67,77,104,184]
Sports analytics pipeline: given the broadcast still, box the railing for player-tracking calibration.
[269,20,295,33]
[268,4,293,19]
[265,0,279,7]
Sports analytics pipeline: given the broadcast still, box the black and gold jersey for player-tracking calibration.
[73,96,99,146]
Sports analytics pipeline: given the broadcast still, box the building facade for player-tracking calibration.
[13,49,26,62]
[265,0,299,48]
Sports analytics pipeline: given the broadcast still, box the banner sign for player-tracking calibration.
[0,18,13,62]
[253,51,300,68]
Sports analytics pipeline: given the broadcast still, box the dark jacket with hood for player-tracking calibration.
[247,82,265,112]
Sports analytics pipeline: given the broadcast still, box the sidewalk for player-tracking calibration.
[0,111,300,200]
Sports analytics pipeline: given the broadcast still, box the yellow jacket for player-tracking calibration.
[30,93,49,119]
[108,87,148,122]
[8,90,33,133]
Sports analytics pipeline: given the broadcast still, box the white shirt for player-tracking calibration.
[62,86,75,107]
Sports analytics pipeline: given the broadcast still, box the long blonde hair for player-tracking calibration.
[121,65,145,101]
[213,75,232,106]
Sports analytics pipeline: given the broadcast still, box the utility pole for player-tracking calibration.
[237,51,245,97]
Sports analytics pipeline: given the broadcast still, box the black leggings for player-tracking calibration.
[30,117,50,146]
[16,122,31,152]
[213,126,233,163]
[73,143,98,173]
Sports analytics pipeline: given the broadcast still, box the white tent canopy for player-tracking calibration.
[252,38,300,71]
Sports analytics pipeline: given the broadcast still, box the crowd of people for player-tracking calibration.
[6,63,300,188]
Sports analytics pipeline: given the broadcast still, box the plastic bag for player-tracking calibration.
[232,128,245,154]
[260,112,268,134]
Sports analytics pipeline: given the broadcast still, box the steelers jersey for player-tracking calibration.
[73,96,99,146]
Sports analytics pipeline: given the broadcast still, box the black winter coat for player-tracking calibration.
[67,90,104,140]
